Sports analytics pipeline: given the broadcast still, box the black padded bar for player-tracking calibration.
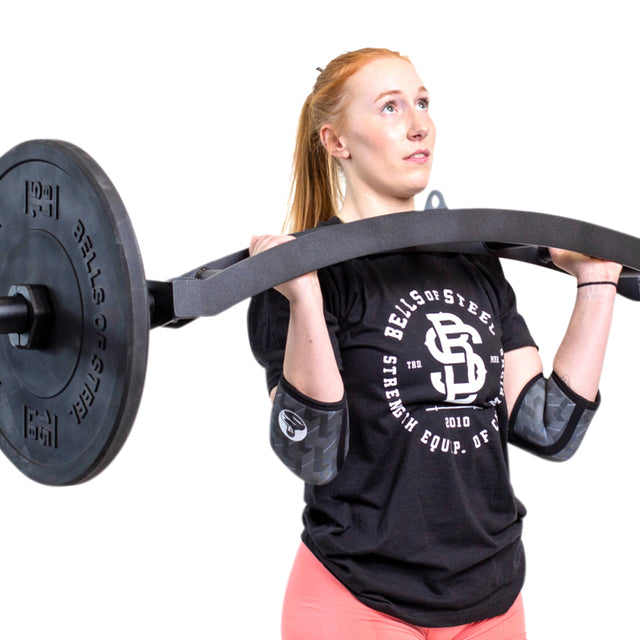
[171,208,640,320]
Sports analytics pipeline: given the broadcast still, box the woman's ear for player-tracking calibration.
[320,124,350,159]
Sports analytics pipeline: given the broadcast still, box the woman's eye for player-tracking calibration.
[382,102,397,114]
[417,98,429,110]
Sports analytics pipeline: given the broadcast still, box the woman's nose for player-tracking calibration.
[408,114,432,140]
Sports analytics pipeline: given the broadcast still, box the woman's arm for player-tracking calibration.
[550,250,621,401]
[249,234,344,403]
[504,249,622,414]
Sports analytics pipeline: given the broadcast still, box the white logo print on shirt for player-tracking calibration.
[425,312,488,404]
[381,285,504,456]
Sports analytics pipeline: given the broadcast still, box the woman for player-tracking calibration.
[248,48,620,639]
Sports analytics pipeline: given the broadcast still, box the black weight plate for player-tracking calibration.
[0,140,149,485]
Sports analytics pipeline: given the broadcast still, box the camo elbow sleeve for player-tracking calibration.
[270,376,349,485]
[508,372,600,461]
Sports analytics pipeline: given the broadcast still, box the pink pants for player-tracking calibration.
[282,543,527,640]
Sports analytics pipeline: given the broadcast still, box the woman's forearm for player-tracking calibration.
[281,276,344,403]
[552,283,618,401]
[250,234,344,403]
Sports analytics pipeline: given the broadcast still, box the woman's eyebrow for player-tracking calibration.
[373,87,429,103]
[374,89,402,103]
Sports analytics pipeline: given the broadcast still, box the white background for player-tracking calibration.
[1,1,638,638]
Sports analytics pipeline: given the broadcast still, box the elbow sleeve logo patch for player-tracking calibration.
[278,409,308,441]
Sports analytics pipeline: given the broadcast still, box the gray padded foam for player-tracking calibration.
[271,378,349,485]
[510,373,599,461]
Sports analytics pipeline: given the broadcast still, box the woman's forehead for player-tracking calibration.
[347,57,426,102]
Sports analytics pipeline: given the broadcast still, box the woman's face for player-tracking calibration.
[328,56,435,216]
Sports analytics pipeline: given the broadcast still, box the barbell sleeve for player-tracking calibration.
[0,296,30,334]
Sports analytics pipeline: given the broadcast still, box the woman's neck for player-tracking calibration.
[338,189,416,223]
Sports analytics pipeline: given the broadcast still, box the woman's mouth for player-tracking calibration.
[404,150,431,164]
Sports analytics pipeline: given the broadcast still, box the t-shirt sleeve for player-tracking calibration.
[247,288,290,393]
[476,256,537,353]
[500,278,536,352]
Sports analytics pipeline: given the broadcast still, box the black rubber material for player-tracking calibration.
[173,207,640,319]
[0,140,149,485]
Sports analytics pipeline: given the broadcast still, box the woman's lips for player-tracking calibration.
[404,150,431,164]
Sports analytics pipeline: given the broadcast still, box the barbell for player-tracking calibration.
[1,139,639,486]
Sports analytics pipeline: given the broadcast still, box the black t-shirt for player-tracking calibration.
[248,218,537,627]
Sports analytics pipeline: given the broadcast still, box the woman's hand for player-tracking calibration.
[249,234,320,303]
[549,248,623,284]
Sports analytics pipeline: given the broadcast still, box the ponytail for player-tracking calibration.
[284,95,341,233]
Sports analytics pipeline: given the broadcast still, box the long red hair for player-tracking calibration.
[285,48,412,233]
